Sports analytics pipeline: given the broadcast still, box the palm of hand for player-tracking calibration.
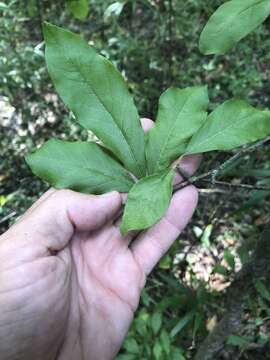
[0,192,145,360]
[61,223,146,360]
[0,137,199,360]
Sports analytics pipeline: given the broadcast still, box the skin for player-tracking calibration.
[0,119,201,360]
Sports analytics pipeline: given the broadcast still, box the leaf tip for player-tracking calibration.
[42,21,57,42]
[24,153,32,167]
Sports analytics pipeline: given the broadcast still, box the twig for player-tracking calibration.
[213,136,270,181]
[0,211,16,225]
[197,188,229,195]
[200,179,270,192]
[174,137,270,193]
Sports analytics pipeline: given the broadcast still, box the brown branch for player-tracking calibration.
[174,137,270,193]
[200,179,270,192]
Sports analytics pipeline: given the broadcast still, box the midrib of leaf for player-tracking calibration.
[187,112,264,153]
[54,36,144,177]
[238,0,269,15]
[209,0,269,37]
[152,94,193,172]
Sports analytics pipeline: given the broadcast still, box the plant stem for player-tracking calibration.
[173,137,270,193]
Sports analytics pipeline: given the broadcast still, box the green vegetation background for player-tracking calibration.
[0,1,270,359]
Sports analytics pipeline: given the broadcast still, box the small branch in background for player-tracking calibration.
[198,188,232,195]
[173,176,270,193]
[174,137,270,193]
[212,136,270,181]
[0,211,16,225]
[200,179,270,192]
[194,222,270,360]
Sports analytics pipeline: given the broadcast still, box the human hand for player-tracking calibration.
[0,119,200,360]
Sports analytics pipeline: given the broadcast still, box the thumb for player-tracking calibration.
[2,189,122,251]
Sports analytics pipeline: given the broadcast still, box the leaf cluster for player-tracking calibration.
[26,23,270,234]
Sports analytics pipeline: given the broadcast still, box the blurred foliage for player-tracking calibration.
[0,0,270,358]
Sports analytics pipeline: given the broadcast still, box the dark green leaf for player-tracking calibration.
[43,22,146,178]
[227,335,250,348]
[146,86,208,173]
[224,249,235,270]
[153,342,163,360]
[255,279,270,301]
[185,99,270,155]
[123,339,139,354]
[120,169,174,234]
[151,312,162,334]
[213,264,228,277]
[66,0,89,20]
[170,310,195,338]
[199,0,270,55]
[115,355,136,360]
[171,347,186,360]
[25,139,134,194]
[237,190,270,213]
[237,246,250,265]
[159,254,171,269]
[160,330,170,355]
[193,312,204,339]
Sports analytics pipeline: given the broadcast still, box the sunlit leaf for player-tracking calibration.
[43,22,146,178]
[185,99,270,155]
[199,0,270,55]
[120,169,174,234]
[25,139,134,194]
[146,86,208,173]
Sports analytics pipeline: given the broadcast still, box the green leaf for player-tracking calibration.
[146,86,208,173]
[104,1,126,21]
[193,312,204,339]
[151,312,162,334]
[213,264,228,277]
[199,0,270,55]
[171,347,186,360]
[120,169,174,234]
[255,279,270,301]
[237,246,250,265]
[201,224,213,248]
[123,339,140,354]
[227,334,250,348]
[160,330,171,355]
[66,0,89,20]
[43,22,146,178]
[159,254,171,269]
[170,310,195,338]
[224,249,235,270]
[25,139,134,194]
[185,99,270,155]
[153,342,163,360]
